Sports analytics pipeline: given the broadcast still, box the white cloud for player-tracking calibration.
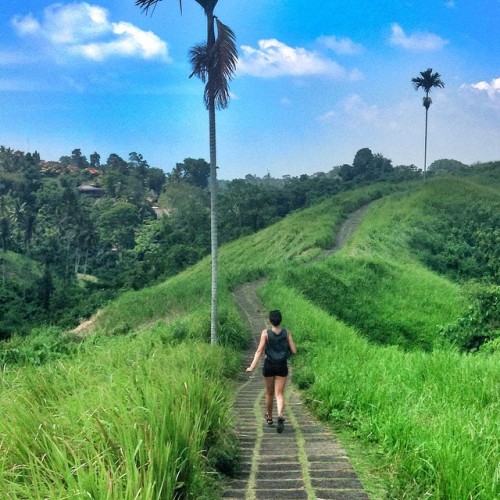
[318,35,364,55]
[74,21,168,61]
[11,2,169,62]
[11,13,41,36]
[463,77,500,99]
[317,94,386,127]
[238,38,359,79]
[390,23,448,51]
[445,1,456,8]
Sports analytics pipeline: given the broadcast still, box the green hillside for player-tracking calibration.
[1,164,499,498]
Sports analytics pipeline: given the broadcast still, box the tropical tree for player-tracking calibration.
[136,0,238,344]
[412,68,445,180]
[0,194,15,254]
[170,158,210,188]
[0,194,16,288]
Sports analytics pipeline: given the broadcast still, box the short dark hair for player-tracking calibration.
[269,310,282,326]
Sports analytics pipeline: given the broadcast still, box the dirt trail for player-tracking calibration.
[322,204,370,258]
[224,206,372,499]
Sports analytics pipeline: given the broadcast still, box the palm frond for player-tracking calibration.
[136,0,183,15]
[214,19,238,81]
[189,18,238,110]
[412,68,445,93]
[209,18,238,109]
[411,78,424,91]
[189,43,209,82]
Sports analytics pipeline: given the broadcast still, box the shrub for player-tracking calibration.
[0,327,76,366]
[440,283,500,351]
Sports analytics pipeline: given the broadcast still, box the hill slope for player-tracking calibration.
[1,164,498,498]
[81,169,499,497]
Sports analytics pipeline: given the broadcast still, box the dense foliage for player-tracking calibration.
[408,174,500,350]
[0,147,162,336]
[410,195,499,284]
[1,168,498,499]
[0,145,421,338]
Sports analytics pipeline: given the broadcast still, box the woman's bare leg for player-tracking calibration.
[274,376,287,417]
[264,376,275,418]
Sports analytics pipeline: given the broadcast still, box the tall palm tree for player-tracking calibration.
[136,0,237,344]
[411,68,445,180]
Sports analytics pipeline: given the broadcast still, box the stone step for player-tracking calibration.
[223,281,370,499]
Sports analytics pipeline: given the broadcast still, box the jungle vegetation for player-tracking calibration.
[1,144,498,499]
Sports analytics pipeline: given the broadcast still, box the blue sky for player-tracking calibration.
[1,0,499,179]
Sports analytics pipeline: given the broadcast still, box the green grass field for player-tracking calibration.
[1,167,499,498]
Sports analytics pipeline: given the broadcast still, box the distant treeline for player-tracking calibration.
[0,144,472,337]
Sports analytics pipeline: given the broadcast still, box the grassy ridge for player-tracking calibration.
[258,172,500,498]
[284,187,471,350]
[260,282,499,498]
[88,182,395,336]
[1,169,498,498]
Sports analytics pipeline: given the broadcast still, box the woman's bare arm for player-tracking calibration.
[246,329,268,371]
[288,331,297,355]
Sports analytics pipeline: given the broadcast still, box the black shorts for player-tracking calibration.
[263,358,288,377]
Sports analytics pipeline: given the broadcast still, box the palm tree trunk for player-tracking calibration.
[74,247,81,275]
[424,106,429,182]
[209,101,218,345]
[207,12,218,345]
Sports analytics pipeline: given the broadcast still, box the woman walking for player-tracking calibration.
[246,310,297,433]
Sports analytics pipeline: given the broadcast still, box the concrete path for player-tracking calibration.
[223,280,369,500]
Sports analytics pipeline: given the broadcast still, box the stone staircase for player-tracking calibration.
[223,281,369,500]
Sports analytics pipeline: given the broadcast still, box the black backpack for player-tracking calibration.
[265,328,292,363]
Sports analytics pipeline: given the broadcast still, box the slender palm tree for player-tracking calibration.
[136,0,237,344]
[411,68,445,181]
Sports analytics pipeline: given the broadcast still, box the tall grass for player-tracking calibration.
[85,265,249,350]
[2,171,498,498]
[257,173,499,498]
[284,188,470,350]
[0,332,240,498]
[0,327,76,366]
[260,282,500,499]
